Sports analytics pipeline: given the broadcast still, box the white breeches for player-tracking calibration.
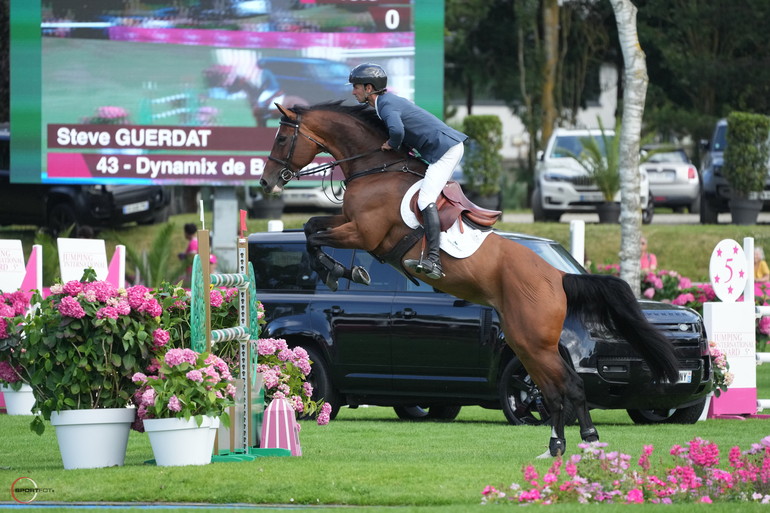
[417,142,465,210]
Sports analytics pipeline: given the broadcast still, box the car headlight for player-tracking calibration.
[543,172,573,183]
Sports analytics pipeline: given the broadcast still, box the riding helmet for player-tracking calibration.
[348,63,388,91]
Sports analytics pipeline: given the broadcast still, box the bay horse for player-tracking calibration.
[259,101,679,457]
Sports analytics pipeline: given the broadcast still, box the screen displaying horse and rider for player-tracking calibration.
[10,0,444,185]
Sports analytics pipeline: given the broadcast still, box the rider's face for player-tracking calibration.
[352,83,368,104]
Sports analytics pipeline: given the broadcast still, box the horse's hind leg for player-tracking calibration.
[561,358,599,444]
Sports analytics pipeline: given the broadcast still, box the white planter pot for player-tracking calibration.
[1,384,36,415]
[144,416,219,467]
[50,407,136,470]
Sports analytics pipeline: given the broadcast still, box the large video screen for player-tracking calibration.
[10,0,444,184]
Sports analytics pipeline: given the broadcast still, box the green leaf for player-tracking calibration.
[111,353,122,368]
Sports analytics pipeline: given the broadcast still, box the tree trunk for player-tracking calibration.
[610,0,647,297]
[540,0,559,145]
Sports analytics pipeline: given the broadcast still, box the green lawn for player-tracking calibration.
[2,396,770,510]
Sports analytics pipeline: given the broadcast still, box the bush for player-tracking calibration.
[461,115,503,196]
[723,111,770,196]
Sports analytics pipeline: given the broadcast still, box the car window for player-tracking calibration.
[647,150,688,164]
[713,124,727,152]
[348,251,406,292]
[511,239,586,275]
[551,135,609,159]
[251,242,330,292]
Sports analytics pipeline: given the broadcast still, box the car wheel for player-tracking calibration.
[393,405,462,421]
[642,192,654,224]
[700,195,719,224]
[48,203,78,236]
[626,397,707,425]
[498,356,577,426]
[300,346,341,421]
[531,187,561,222]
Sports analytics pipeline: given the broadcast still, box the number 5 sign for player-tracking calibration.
[709,239,748,302]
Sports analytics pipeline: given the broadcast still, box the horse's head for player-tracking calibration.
[260,103,326,194]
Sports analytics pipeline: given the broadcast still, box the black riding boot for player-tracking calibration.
[404,203,444,279]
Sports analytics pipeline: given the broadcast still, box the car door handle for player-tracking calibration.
[327,306,344,315]
[399,308,417,319]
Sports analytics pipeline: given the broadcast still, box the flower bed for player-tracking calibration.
[482,437,770,504]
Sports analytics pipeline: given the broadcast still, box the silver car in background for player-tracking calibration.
[641,145,700,213]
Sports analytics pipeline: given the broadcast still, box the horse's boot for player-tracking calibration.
[404,202,444,280]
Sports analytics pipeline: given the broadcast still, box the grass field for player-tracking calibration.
[2,391,770,511]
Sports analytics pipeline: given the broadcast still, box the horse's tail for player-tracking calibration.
[562,273,679,383]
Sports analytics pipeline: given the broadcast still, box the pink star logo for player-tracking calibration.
[715,275,721,283]
[717,248,723,257]
[728,286,734,295]
[740,270,745,278]
[733,245,740,254]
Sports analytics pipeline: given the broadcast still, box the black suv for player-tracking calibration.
[0,130,169,234]
[248,230,713,425]
[700,118,770,223]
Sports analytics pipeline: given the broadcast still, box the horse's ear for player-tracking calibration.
[275,103,296,121]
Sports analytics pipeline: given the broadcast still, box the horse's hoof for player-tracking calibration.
[351,266,371,285]
[580,427,599,442]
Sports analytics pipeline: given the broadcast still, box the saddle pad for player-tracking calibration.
[400,180,492,259]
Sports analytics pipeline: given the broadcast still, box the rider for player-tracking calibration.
[349,63,468,280]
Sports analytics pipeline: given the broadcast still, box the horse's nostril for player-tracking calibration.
[259,178,267,189]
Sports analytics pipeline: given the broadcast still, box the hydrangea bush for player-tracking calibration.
[0,290,32,390]
[482,437,770,504]
[17,270,178,434]
[132,348,235,430]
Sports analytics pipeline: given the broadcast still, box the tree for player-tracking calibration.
[610,0,646,296]
[0,0,8,123]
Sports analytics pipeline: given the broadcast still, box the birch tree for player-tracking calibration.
[609,0,646,296]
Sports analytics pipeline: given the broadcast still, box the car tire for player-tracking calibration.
[301,346,341,421]
[498,356,577,426]
[48,202,78,236]
[393,405,462,421]
[642,192,654,225]
[700,194,719,224]
[626,397,707,425]
[531,187,561,222]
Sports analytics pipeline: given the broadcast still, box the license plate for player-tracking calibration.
[677,370,692,384]
[123,201,149,214]
[760,191,770,200]
[579,192,604,202]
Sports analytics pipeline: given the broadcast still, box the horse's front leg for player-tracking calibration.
[304,215,371,291]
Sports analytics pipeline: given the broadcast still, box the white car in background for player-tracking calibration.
[532,128,653,223]
[640,145,700,213]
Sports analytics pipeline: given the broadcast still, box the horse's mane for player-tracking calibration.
[290,101,388,138]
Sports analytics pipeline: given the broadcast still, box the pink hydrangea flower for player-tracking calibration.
[96,306,119,319]
[209,289,224,308]
[164,348,198,367]
[152,328,170,348]
[141,388,156,406]
[62,280,83,296]
[186,369,204,382]
[57,296,86,318]
[316,402,332,425]
[168,395,182,412]
[132,372,147,384]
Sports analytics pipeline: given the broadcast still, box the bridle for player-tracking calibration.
[267,114,394,184]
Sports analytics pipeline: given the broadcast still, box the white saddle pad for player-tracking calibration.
[400,180,492,259]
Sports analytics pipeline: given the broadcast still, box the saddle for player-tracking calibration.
[409,181,502,232]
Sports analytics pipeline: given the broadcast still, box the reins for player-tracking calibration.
[268,114,424,188]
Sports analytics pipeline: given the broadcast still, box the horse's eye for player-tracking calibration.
[277,135,288,145]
